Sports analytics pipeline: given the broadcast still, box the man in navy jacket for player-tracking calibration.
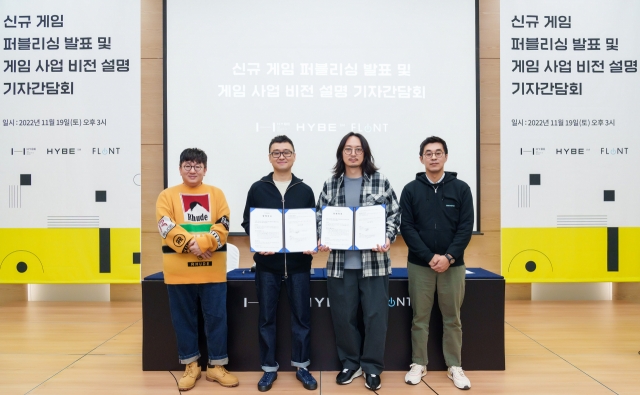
[400,136,474,390]
[241,135,317,392]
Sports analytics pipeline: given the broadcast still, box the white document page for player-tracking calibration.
[249,208,283,252]
[284,208,317,253]
[354,205,386,250]
[320,206,354,250]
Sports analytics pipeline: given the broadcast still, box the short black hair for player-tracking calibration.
[332,132,379,177]
[419,136,448,156]
[179,148,207,167]
[269,135,295,152]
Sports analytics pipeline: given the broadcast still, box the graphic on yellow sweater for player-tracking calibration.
[156,183,230,284]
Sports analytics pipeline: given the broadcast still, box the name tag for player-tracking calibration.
[187,261,212,267]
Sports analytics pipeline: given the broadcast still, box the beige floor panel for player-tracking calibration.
[506,301,640,355]
[0,302,141,323]
[421,354,614,395]
[28,355,178,395]
[0,321,136,354]
[504,323,552,356]
[89,321,142,355]
[561,353,640,395]
[0,354,81,395]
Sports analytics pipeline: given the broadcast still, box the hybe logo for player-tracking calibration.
[47,148,79,154]
[92,148,120,155]
[388,297,411,307]
[601,148,628,155]
[556,148,588,155]
[311,297,330,308]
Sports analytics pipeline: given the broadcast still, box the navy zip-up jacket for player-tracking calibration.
[242,173,315,274]
[399,171,474,267]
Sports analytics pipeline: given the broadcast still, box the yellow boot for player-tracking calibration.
[206,365,239,387]
[178,361,201,391]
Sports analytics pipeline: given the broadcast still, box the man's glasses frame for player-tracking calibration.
[182,164,204,172]
[422,150,445,159]
[270,150,294,158]
[343,147,363,155]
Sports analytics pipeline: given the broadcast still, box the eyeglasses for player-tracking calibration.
[182,164,204,172]
[422,150,444,158]
[270,150,294,158]
[343,147,363,155]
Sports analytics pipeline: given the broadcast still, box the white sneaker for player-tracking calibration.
[448,366,471,390]
[404,363,426,385]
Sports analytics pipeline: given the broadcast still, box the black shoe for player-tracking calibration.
[336,367,362,385]
[257,371,277,392]
[364,373,381,391]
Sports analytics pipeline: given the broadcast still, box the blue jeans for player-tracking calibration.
[255,269,311,371]
[166,282,229,365]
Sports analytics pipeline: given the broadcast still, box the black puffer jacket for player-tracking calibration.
[242,173,315,275]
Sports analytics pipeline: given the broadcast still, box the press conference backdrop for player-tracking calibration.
[500,0,640,282]
[0,0,141,284]
[165,0,480,233]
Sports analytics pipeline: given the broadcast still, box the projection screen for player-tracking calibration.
[165,0,480,233]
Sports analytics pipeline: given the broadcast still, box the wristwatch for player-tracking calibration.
[445,253,455,264]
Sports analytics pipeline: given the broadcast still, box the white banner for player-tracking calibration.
[0,0,141,283]
[500,0,640,282]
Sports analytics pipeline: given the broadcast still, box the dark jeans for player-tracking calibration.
[166,282,228,365]
[327,269,389,375]
[255,269,311,371]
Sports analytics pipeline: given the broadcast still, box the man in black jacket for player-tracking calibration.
[241,135,317,392]
[400,136,474,390]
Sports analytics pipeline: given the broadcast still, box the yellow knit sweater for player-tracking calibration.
[156,183,230,284]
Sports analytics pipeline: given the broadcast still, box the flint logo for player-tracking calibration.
[389,297,411,307]
[92,148,120,154]
[157,216,175,239]
[181,194,210,222]
[601,148,628,155]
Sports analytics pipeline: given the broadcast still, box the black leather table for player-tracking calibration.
[142,267,505,371]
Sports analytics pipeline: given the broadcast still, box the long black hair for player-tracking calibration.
[332,132,379,177]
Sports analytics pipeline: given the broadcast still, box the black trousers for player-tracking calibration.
[327,270,389,375]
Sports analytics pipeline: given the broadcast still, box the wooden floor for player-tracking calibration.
[1,301,639,395]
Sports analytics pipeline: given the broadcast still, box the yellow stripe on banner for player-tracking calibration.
[0,228,140,284]
[501,227,640,283]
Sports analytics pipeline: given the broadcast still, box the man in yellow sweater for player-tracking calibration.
[156,148,239,391]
